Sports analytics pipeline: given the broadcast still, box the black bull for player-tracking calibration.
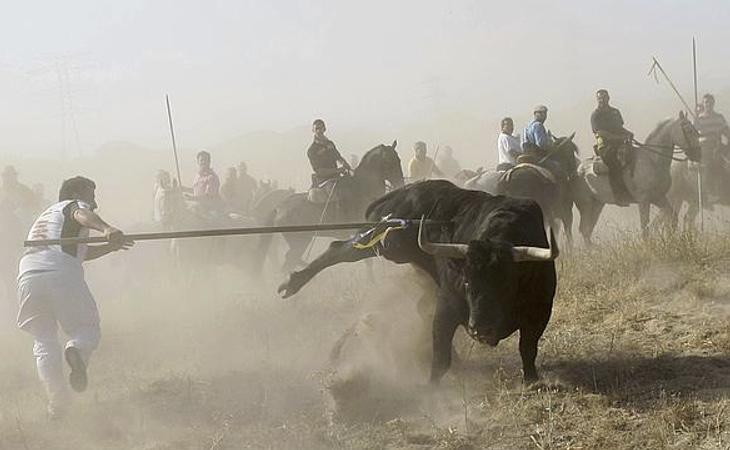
[279,180,558,384]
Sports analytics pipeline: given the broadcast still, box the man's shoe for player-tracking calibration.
[64,347,88,393]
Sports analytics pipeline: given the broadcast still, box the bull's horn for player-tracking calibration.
[511,228,560,262]
[418,216,468,259]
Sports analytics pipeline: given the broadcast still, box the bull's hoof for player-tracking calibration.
[523,373,539,386]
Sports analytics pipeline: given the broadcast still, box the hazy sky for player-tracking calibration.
[1,0,729,166]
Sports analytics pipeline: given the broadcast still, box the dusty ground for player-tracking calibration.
[2,230,730,449]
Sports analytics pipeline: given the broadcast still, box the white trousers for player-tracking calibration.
[17,271,100,407]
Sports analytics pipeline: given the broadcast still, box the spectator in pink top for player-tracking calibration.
[184,150,222,213]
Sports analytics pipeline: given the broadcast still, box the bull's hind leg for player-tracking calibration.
[430,296,463,384]
[278,239,377,298]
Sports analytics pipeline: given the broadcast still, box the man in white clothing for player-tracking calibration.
[496,117,522,171]
[17,176,132,418]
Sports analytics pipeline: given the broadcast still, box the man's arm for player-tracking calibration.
[535,123,550,149]
[332,144,352,172]
[408,158,419,178]
[85,242,134,261]
[590,110,599,134]
[720,115,730,144]
[73,208,133,261]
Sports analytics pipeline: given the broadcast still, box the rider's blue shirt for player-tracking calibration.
[523,120,550,150]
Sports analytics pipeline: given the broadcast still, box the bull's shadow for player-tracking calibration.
[544,353,730,410]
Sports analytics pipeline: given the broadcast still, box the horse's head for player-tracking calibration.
[356,140,404,189]
[154,173,185,228]
[550,133,580,175]
[671,111,701,162]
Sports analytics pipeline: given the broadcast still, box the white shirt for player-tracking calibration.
[19,200,91,277]
[497,132,522,165]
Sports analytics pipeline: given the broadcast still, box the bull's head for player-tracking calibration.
[417,217,558,345]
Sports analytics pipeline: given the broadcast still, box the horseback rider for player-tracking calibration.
[1,165,40,220]
[307,119,351,187]
[408,141,444,181]
[497,117,523,171]
[695,93,730,202]
[183,150,223,215]
[591,89,633,206]
[522,105,552,160]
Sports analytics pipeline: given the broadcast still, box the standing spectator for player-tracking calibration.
[236,162,258,214]
[437,146,461,179]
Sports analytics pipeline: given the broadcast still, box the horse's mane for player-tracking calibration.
[646,118,674,143]
[354,144,388,172]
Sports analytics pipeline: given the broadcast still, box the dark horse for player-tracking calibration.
[258,141,404,271]
[464,134,579,246]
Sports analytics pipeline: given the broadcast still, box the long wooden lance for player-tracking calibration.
[166,94,183,185]
[693,38,704,231]
[24,220,451,247]
[648,56,697,121]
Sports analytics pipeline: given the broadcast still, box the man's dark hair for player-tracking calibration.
[703,93,715,103]
[597,89,609,96]
[313,118,325,127]
[197,150,211,160]
[59,176,96,201]
[501,117,513,126]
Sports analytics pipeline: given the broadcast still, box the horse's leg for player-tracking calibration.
[685,199,699,231]
[560,201,574,249]
[278,239,377,298]
[653,196,677,230]
[639,201,651,239]
[577,199,603,246]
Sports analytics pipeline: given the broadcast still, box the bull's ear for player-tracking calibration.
[392,139,398,149]
[568,132,576,141]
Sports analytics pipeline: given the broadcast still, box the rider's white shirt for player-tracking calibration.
[497,133,522,165]
[19,200,91,277]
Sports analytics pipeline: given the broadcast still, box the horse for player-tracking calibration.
[153,177,259,277]
[668,142,730,230]
[572,111,701,244]
[464,134,579,246]
[257,141,404,272]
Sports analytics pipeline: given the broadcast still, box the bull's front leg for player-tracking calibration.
[518,303,552,384]
[278,239,377,298]
[429,295,462,384]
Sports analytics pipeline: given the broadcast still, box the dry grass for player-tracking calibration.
[3,229,730,449]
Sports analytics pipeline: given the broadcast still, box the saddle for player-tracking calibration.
[590,156,611,175]
[500,163,558,185]
[307,178,340,204]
